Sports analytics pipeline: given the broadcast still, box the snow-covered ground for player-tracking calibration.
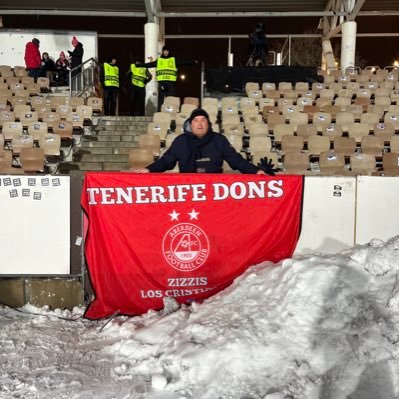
[1,237,399,399]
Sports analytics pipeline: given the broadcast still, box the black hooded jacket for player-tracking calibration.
[147,121,259,174]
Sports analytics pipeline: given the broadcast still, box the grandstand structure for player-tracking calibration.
[1,0,399,310]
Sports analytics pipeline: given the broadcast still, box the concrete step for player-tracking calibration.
[69,162,104,171]
[113,147,136,155]
[75,147,113,155]
[95,129,143,136]
[80,141,139,148]
[98,125,148,131]
[100,116,152,122]
[103,162,132,171]
[76,154,130,162]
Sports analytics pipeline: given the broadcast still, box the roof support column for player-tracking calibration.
[144,22,159,115]
[340,20,357,72]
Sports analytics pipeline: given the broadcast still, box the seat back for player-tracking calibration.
[147,122,169,141]
[283,151,309,174]
[52,121,74,139]
[87,97,103,113]
[319,151,346,175]
[11,134,34,154]
[129,148,154,169]
[27,122,48,141]
[3,121,23,140]
[333,137,356,156]
[138,134,161,156]
[19,147,45,172]
[38,133,61,156]
[382,152,399,174]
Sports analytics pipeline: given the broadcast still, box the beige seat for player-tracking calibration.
[202,97,218,108]
[347,122,370,142]
[247,89,263,101]
[248,136,272,153]
[221,104,239,116]
[243,113,263,127]
[334,97,351,108]
[13,104,31,121]
[335,111,355,133]
[390,135,399,152]
[27,121,48,141]
[11,134,34,154]
[180,103,197,114]
[296,97,314,109]
[68,96,85,110]
[25,83,41,95]
[0,110,15,127]
[138,134,161,156]
[333,137,356,156]
[13,66,28,77]
[313,112,332,132]
[223,124,245,136]
[19,147,45,172]
[322,123,343,141]
[288,112,308,132]
[161,103,178,117]
[38,133,61,156]
[42,112,61,128]
[129,148,154,169]
[183,97,200,107]
[87,97,103,113]
[277,98,294,108]
[174,113,190,128]
[224,133,243,152]
[57,105,73,119]
[222,114,240,125]
[382,152,399,174]
[0,149,13,169]
[296,124,317,140]
[66,112,84,129]
[164,96,181,109]
[384,113,399,130]
[30,95,47,108]
[20,111,39,127]
[147,122,169,141]
[350,153,376,175]
[37,77,50,91]
[245,82,259,93]
[295,82,309,91]
[52,121,74,140]
[319,151,346,175]
[153,112,172,126]
[266,113,286,130]
[3,121,23,140]
[240,97,256,108]
[361,136,384,157]
[247,122,269,137]
[273,124,295,143]
[360,113,380,131]
[374,96,391,111]
[281,135,304,154]
[307,135,331,156]
[258,98,275,108]
[283,151,309,174]
[76,105,93,122]
[50,96,67,110]
[241,105,259,116]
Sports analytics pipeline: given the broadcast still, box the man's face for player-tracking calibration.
[191,116,209,138]
[162,49,169,57]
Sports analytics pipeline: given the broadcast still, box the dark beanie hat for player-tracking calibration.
[32,38,40,45]
[189,108,210,123]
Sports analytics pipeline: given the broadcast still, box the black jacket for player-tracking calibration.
[68,43,84,69]
[147,123,259,174]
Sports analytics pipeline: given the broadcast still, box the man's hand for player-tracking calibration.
[257,157,279,176]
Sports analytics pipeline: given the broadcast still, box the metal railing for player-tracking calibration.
[69,57,100,97]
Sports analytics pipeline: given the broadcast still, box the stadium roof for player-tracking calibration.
[1,0,399,18]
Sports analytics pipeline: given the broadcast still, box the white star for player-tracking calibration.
[169,210,180,221]
[188,209,200,220]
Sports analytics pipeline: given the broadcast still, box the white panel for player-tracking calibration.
[0,175,70,275]
[356,176,399,244]
[0,29,97,67]
[294,176,356,255]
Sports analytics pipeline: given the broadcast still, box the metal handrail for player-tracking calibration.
[69,57,100,97]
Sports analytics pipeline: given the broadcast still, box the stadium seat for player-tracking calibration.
[347,123,371,142]
[322,123,343,141]
[129,148,154,169]
[183,97,199,107]
[319,151,345,175]
[52,121,74,140]
[281,135,304,154]
[39,133,61,156]
[19,147,45,172]
[307,135,331,156]
[382,152,399,174]
[333,137,356,156]
[283,151,309,174]
[361,136,384,157]
[147,122,169,141]
[11,133,34,154]
[27,121,48,141]
[350,153,376,175]
[87,97,103,113]
[138,134,161,156]
[3,121,23,140]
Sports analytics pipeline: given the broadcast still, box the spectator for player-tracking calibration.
[143,45,198,111]
[24,38,41,81]
[55,51,70,86]
[41,52,56,84]
[248,23,268,66]
[101,55,119,116]
[127,59,152,116]
[135,108,275,175]
[68,36,84,76]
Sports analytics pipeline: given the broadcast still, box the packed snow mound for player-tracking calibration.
[1,237,399,399]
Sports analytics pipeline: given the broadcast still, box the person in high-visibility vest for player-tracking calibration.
[102,56,119,116]
[127,60,152,116]
[143,45,198,111]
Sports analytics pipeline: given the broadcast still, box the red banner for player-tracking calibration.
[81,173,303,319]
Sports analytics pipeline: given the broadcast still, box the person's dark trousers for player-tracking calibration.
[104,86,119,116]
[158,81,176,111]
[130,86,146,116]
[28,68,41,82]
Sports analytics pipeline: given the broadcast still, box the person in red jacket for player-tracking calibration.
[24,38,42,81]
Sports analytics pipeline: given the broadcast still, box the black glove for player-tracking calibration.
[257,157,279,176]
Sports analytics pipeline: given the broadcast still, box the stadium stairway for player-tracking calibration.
[59,116,153,172]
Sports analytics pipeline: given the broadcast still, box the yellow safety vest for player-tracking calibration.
[130,64,147,88]
[156,57,177,82]
[104,63,119,87]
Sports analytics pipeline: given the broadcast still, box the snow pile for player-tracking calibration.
[1,237,399,398]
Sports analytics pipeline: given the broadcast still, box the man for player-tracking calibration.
[24,38,41,81]
[135,108,276,175]
[102,56,119,116]
[128,60,152,116]
[143,45,198,111]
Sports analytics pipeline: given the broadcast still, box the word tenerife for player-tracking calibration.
[87,180,284,205]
